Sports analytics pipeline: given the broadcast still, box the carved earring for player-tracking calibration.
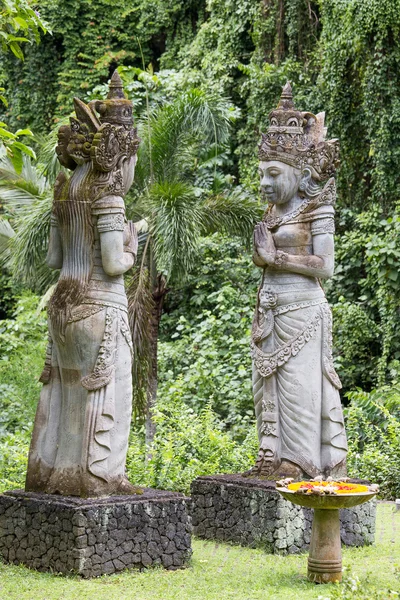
[298,168,312,197]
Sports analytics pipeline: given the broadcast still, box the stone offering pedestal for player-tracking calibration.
[277,487,377,583]
[0,489,192,577]
[190,475,376,554]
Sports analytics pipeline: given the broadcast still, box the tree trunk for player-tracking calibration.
[145,269,167,457]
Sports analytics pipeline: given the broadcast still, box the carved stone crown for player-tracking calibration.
[90,71,134,127]
[258,82,340,181]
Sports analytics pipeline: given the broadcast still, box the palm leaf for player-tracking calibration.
[200,186,262,241]
[36,118,69,184]
[9,193,55,291]
[0,217,15,268]
[147,180,203,283]
[137,89,233,186]
[127,264,156,419]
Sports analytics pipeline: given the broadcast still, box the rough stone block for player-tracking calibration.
[190,474,376,554]
[0,488,192,577]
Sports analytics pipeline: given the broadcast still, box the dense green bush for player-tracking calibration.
[0,292,46,359]
[0,293,46,492]
[126,392,258,495]
[346,387,400,499]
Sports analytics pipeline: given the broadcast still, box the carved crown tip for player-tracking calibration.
[282,81,293,97]
[107,70,125,99]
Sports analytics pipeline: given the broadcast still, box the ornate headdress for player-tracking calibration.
[258,82,339,181]
[90,70,134,127]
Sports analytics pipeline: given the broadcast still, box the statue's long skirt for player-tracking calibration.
[253,301,348,477]
[26,305,132,497]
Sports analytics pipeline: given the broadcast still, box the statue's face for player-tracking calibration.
[65,119,94,166]
[259,160,301,205]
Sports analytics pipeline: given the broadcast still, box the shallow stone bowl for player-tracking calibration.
[276,488,377,510]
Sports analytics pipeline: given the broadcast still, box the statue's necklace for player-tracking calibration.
[263,197,311,229]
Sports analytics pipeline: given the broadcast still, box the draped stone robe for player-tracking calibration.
[251,200,348,477]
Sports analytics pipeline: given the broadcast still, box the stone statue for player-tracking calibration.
[249,83,347,480]
[25,71,141,497]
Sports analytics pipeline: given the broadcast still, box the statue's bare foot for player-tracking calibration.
[115,477,144,495]
[242,448,275,478]
[269,460,305,480]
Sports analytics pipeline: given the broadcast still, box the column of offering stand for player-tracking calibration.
[0,71,192,577]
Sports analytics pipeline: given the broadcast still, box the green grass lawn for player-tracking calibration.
[0,503,398,600]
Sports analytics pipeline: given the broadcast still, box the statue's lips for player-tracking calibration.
[261,190,275,200]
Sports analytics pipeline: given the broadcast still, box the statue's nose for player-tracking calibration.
[261,183,273,193]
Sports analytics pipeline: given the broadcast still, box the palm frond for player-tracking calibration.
[127,265,156,419]
[9,193,55,291]
[148,180,203,283]
[0,154,48,215]
[137,89,233,186]
[0,217,15,268]
[200,186,262,242]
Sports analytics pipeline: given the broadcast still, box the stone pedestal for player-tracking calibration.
[307,508,342,583]
[190,474,376,553]
[0,489,192,577]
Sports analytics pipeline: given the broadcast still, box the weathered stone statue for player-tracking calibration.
[25,71,140,497]
[250,83,347,480]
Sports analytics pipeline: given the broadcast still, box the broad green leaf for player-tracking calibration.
[0,128,16,140]
[9,42,24,61]
[11,141,36,159]
[15,128,33,137]
[14,17,28,30]
[9,147,23,174]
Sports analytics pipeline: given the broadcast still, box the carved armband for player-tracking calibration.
[97,213,125,233]
[311,217,335,236]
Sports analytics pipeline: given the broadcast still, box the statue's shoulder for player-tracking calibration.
[308,203,335,219]
[92,195,125,216]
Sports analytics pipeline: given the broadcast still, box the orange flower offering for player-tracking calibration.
[287,481,369,495]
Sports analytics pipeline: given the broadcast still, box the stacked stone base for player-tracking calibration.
[0,488,192,577]
[191,474,376,554]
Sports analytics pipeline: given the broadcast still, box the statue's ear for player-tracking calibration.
[299,168,312,195]
[73,97,100,133]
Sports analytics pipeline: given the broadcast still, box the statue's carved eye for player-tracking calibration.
[270,118,278,126]
[288,119,298,126]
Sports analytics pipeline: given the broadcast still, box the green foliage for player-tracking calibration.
[0,0,48,169]
[157,235,258,439]
[126,392,258,495]
[0,151,54,291]
[0,269,19,318]
[0,431,29,491]
[131,86,259,284]
[331,299,381,391]
[0,293,46,491]
[0,0,48,60]
[1,0,205,129]
[322,570,400,599]
[317,0,400,210]
[326,204,400,388]
[0,291,46,358]
[346,387,400,499]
